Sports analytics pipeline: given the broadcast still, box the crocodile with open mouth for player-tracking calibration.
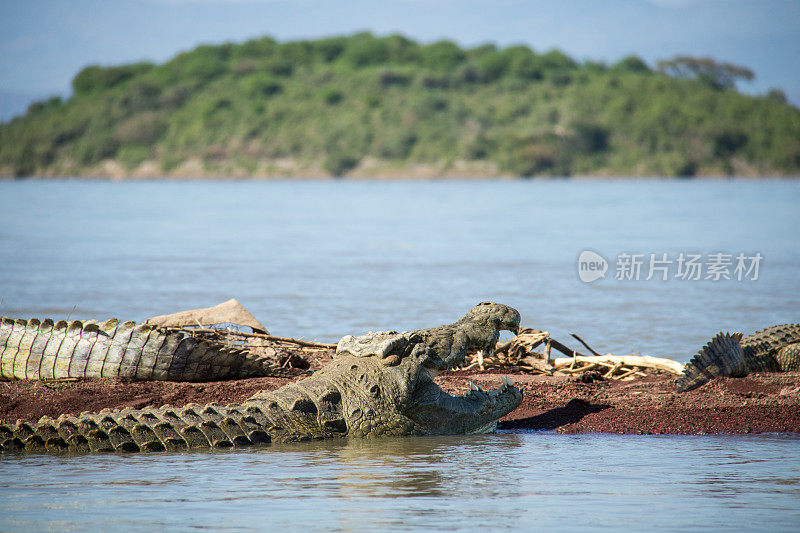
[0,302,523,454]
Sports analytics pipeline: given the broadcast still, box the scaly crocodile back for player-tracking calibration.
[741,324,800,372]
[0,317,280,381]
[676,324,800,392]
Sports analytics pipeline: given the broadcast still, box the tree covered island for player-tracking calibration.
[1,33,798,179]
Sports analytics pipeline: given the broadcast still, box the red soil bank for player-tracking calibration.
[2,370,799,435]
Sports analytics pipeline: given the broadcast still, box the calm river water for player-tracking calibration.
[1,178,799,531]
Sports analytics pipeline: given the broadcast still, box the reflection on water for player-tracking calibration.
[2,433,800,531]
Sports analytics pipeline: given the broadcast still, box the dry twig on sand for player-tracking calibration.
[160,326,336,350]
[552,354,685,376]
[461,327,684,380]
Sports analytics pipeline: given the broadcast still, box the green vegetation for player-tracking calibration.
[2,32,799,178]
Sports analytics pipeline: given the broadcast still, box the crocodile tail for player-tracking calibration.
[0,373,349,454]
[1,316,284,381]
[0,401,278,455]
[676,332,745,393]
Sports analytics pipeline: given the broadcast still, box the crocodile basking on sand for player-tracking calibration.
[0,317,284,382]
[0,302,523,454]
[0,299,283,382]
[676,324,800,392]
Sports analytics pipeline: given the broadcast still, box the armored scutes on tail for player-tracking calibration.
[0,402,276,455]
[1,303,524,455]
[0,316,282,382]
[675,332,745,392]
[676,324,800,392]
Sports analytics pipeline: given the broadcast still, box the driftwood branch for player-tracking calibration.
[495,329,547,355]
[570,333,603,356]
[548,338,585,358]
[455,326,685,381]
[553,354,685,375]
[161,327,337,350]
[494,339,513,355]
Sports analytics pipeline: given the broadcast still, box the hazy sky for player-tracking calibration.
[1,0,798,120]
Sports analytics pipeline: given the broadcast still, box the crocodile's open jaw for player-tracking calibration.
[460,376,519,433]
[464,375,516,397]
[406,369,522,435]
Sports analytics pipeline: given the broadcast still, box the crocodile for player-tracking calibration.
[676,324,800,392]
[0,302,523,454]
[0,317,281,382]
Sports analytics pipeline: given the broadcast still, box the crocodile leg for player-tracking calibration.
[775,342,800,371]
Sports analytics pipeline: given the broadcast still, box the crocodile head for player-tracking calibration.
[401,302,522,434]
[466,301,521,335]
[404,301,521,373]
[273,302,524,438]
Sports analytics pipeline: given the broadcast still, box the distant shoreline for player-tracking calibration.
[2,156,799,181]
[2,172,798,181]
